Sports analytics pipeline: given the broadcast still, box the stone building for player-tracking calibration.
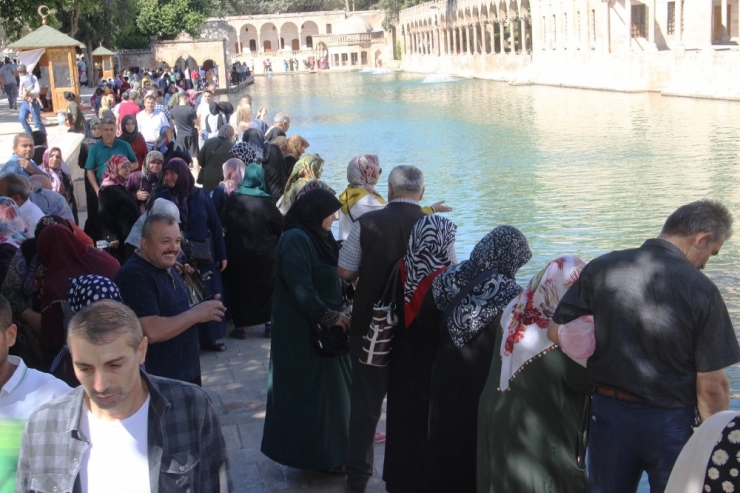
[399,0,740,99]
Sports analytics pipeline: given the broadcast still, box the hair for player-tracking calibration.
[203,90,213,97]
[129,90,139,100]
[100,117,116,127]
[95,87,104,96]
[239,95,252,105]
[17,64,26,74]
[63,91,76,102]
[236,104,252,125]
[68,299,143,349]
[13,133,32,148]
[144,95,156,102]
[661,199,733,242]
[0,294,11,332]
[178,92,189,102]
[273,112,290,125]
[28,174,51,190]
[388,165,424,194]
[121,91,130,101]
[31,130,47,146]
[141,213,177,241]
[0,173,30,200]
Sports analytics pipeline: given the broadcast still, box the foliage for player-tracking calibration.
[395,40,401,59]
[375,0,424,30]
[134,0,211,39]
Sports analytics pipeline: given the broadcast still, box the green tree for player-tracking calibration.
[134,0,210,38]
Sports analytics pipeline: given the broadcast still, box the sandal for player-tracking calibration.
[313,465,346,476]
[230,327,247,340]
[200,341,227,352]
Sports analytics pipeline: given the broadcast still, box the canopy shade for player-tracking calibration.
[91,45,115,56]
[8,25,85,50]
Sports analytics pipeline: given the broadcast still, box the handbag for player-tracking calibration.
[185,237,212,263]
[311,321,349,357]
[360,262,401,367]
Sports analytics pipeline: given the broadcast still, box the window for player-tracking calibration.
[263,40,272,52]
[280,37,285,49]
[361,51,368,64]
[341,53,348,65]
[333,53,339,65]
[249,39,257,52]
[326,24,332,34]
[631,4,647,38]
[667,1,675,34]
[351,52,358,65]
[306,35,313,48]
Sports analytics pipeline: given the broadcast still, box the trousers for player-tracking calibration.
[19,99,45,135]
[4,83,17,109]
[587,394,695,493]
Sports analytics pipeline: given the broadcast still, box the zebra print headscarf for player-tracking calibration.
[403,215,457,304]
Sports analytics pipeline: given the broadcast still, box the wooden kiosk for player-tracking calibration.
[92,45,115,82]
[8,24,82,114]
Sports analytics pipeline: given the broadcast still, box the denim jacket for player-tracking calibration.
[15,371,233,493]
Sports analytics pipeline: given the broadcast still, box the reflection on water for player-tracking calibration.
[233,72,740,407]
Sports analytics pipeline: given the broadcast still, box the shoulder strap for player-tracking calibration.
[378,260,402,305]
[440,269,496,328]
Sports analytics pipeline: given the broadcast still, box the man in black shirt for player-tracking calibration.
[170,93,198,163]
[550,199,740,493]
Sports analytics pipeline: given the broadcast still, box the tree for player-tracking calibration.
[134,0,211,39]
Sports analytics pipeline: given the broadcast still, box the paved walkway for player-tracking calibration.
[199,326,388,493]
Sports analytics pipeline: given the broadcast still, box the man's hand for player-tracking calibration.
[191,295,226,324]
[136,190,149,201]
[19,158,39,175]
[432,201,453,213]
[335,313,351,331]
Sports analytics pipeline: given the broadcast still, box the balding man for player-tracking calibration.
[265,112,290,142]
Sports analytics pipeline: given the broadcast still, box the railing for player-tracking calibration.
[313,32,385,45]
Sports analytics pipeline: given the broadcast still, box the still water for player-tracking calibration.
[232,71,740,406]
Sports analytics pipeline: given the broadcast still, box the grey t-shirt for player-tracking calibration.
[0,63,17,85]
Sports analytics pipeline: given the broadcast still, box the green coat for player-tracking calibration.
[477,327,591,493]
[261,228,351,470]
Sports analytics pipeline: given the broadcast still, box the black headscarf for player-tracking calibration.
[284,188,341,265]
[119,115,141,145]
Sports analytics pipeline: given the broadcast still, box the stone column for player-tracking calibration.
[521,17,527,53]
[625,0,632,51]
[490,21,497,53]
[436,28,442,55]
[469,25,474,54]
[500,20,506,53]
[472,22,479,53]
[648,0,656,45]
[722,0,729,41]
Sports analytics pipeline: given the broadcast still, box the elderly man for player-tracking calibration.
[116,214,226,385]
[0,134,43,177]
[136,95,170,148]
[0,173,44,235]
[17,64,45,135]
[16,299,233,492]
[338,165,428,493]
[85,116,137,196]
[550,199,740,493]
[0,294,70,491]
[264,112,290,142]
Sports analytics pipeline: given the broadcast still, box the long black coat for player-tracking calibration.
[98,184,140,264]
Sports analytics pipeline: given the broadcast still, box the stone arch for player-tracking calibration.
[520,0,529,16]
[175,55,197,71]
[301,21,319,49]
[240,23,259,53]
[227,26,239,54]
[508,0,517,18]
[315,41,328,57]
[281,22,299,51]
[260,22,279,52]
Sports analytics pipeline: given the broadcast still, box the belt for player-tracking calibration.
[594,386,643,402]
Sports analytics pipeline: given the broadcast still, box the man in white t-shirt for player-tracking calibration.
[17,64,45,135]
[16,300,233,492]
[0,294,70,492]
[196,90,213,147]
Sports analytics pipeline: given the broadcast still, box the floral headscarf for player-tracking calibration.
[155,127,174,153]
[41,147,66,194]
[284,153,324,203]
[346,154,381,194]
[432,226,532,348]
[217,124,235,140]
[499,255,585,391]
[142,151,164,185]
[0,197,29,247]
[100,154,131,189]
[403,215,457,327]
[221,158,246,196]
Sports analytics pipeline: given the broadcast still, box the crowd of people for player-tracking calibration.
[0,72,739,493]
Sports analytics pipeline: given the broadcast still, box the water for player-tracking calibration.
[233,72,740,408]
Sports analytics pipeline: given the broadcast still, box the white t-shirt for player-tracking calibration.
[338,193,385,241]
[19,199,45,237]
[79,395,151,493]
[196,102,211,131]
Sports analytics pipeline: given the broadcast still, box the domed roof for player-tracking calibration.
[335,16,375,35]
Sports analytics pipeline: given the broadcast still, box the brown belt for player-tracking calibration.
[594,386,643,402]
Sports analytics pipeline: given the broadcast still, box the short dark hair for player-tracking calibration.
[0,294,11,331]
[68,299,143,349]
[0,173,29,200]
[142,213,177,241]
[63,91,76,102]
[144,95,156,102]
[100,117,116,126]
[31,130,47,146]
[661,199,733,242]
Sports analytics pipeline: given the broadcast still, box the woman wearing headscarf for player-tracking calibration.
[416,225,532,493]
[0,198,29,286]
[236,127,289,203]
[40,147,77,223]
[261,188,351,472]
[384,215,457,493]
[248,118,269,134]
[205,101,225,139]
[84,117,102,146]
[126,150,164,214]
[222,164,283,339]
[338,155,452,240]
[37,224,119,369]
[124,198,181,254]
[280,153,327,214]
[211,157,245,217]
[477,255,590,493]
[97,154,140,264]
[156,157,228,351]
[119,114,147,169]
[197,124,235,192]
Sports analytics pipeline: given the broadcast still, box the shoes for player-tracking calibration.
[264,322,272,338]
[230,327,247,339]
[373,430,386,443]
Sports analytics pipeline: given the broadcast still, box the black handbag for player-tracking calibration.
[311,322,349,357]
[185,237,212,263]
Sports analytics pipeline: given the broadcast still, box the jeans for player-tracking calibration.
[347,335,389,491]
[19,99,45,135]
[587,394,695,493]
[4,83,17,109]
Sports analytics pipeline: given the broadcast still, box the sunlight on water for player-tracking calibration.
[233,73,740,413]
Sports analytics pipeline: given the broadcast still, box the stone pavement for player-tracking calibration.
[199,326,389,493]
